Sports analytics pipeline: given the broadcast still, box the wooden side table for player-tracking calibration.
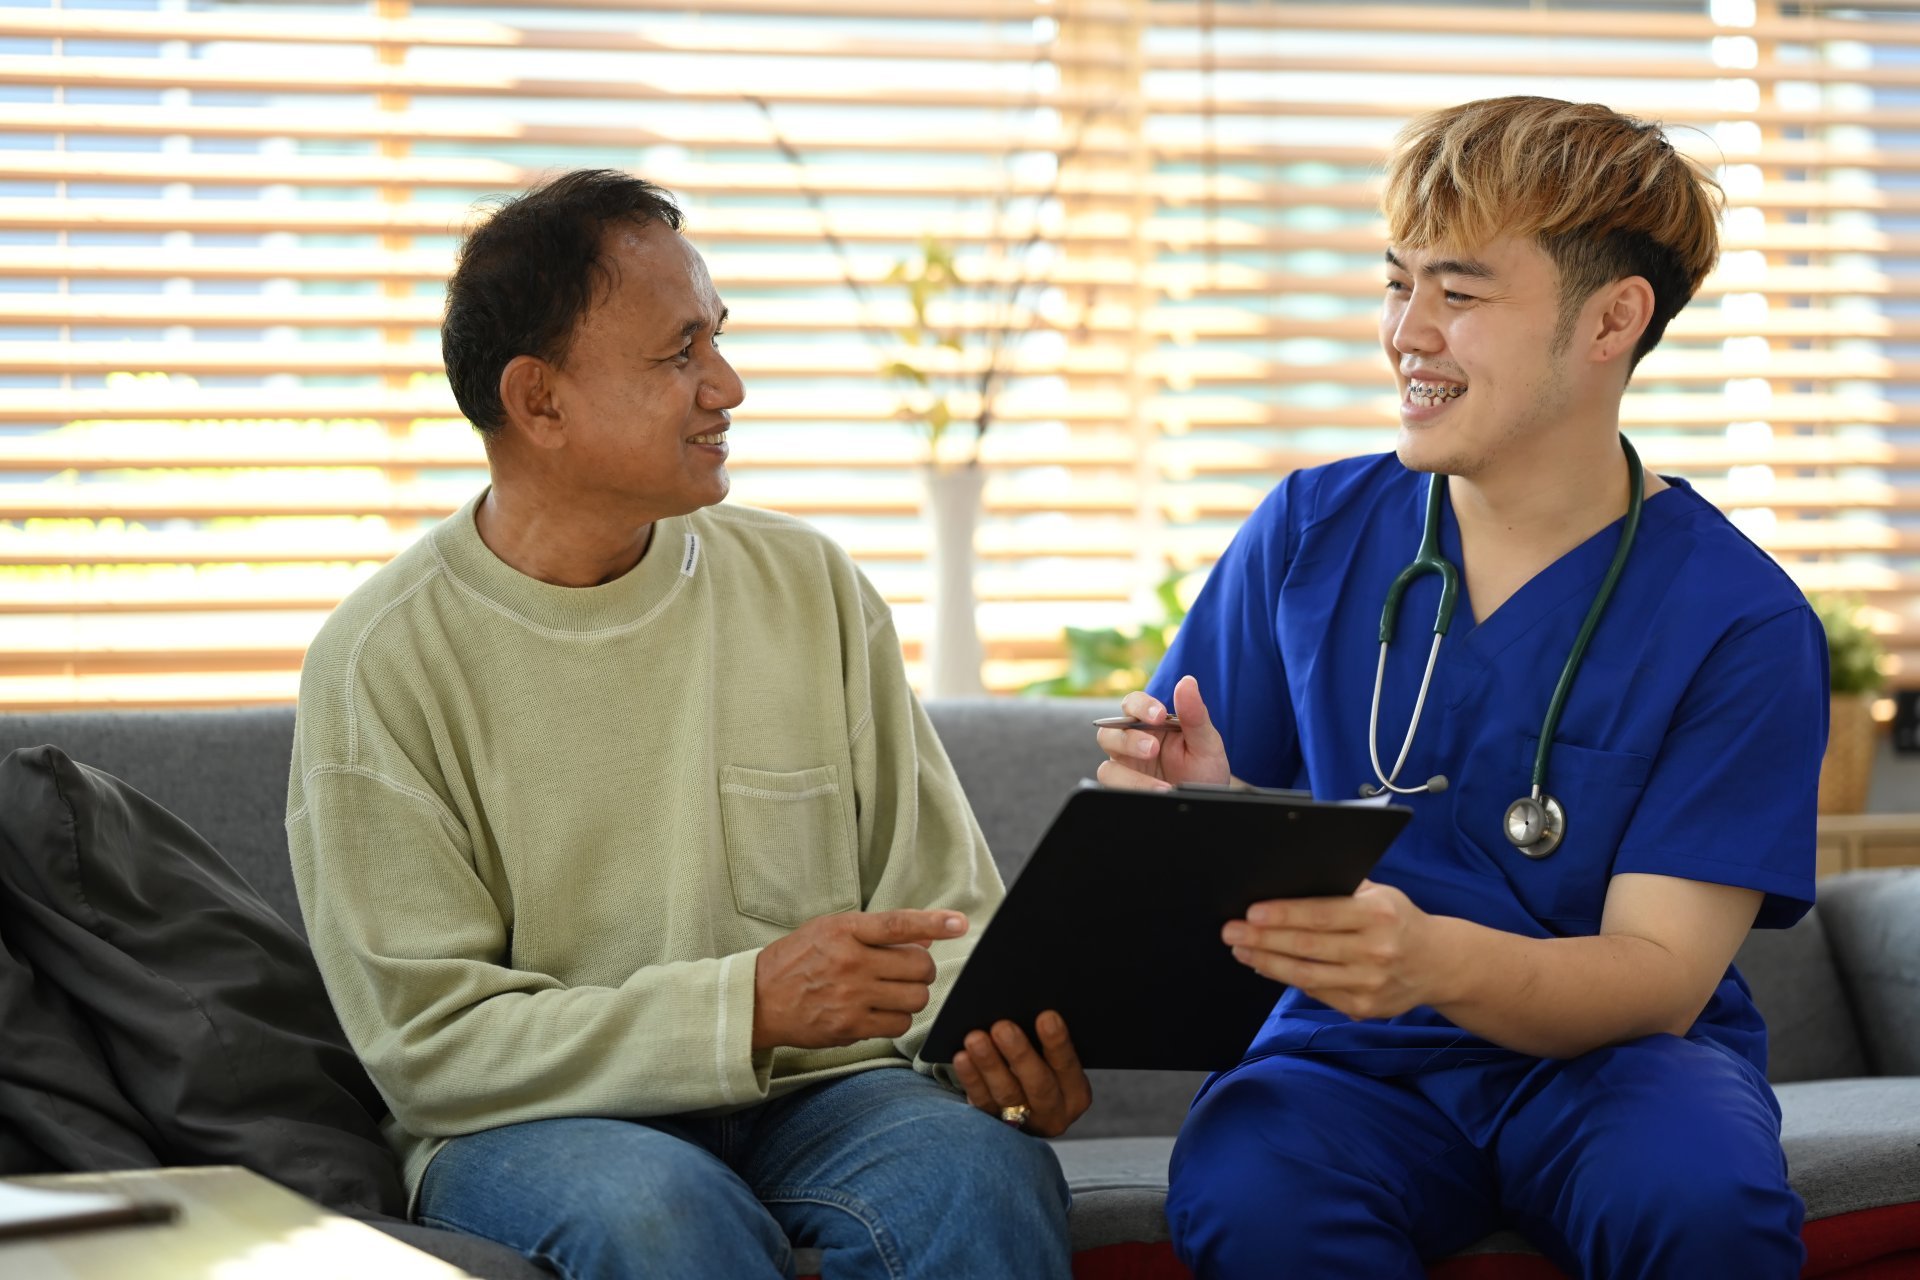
[0,1166,474,1279]
[1816,814,1920,877]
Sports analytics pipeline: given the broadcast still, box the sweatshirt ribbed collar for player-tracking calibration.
[431,490,694,636]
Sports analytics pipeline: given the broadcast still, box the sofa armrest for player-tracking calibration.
[1813,869,1920,1077]
[1736,910,1871,1083]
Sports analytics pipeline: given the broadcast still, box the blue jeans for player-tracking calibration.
[416,1065,1072,1280]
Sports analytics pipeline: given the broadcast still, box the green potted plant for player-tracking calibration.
[1024,570,1195,698]
[1810,594,1885,814]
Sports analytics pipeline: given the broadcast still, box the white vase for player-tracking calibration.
[922,462,987,697]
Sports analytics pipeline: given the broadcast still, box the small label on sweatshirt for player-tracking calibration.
[681,533,701,577]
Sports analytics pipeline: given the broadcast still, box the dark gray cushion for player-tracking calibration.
[1051,1141,1543,1261]
[1050,1138,1551,1260]
[364,1219,556,1279]
[1449,1231,1542,1256]
[1072,1069,1205,1140]
[0,745,403,1217]
[1779,1078,1920,1220]
[0,709,302,933]
[1053,1136,1177,1252]
[1735,911,1869,1084]
[1815,870,1920,1077]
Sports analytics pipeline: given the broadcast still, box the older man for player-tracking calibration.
[287,169,1086,1280]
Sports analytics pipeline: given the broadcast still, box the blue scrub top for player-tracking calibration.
[1149,452,1829,1079]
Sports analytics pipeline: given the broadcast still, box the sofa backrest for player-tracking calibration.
[0,699,1208,1137]
[0,702,1884,1109]
[0,708,305,930]
[0,699,1113,942]
[920,696,1111,883]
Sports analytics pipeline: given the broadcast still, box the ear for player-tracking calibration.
[1586,276,1655,369]
[497,354,568,449]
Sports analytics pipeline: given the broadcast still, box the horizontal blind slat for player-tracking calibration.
[4,0,1918,705]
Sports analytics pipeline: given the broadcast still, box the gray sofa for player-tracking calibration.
[3,699,1918,1278]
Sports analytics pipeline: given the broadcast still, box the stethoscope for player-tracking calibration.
[1360,437,1644,859]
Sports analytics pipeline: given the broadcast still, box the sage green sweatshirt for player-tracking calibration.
[286,492,1004,1199]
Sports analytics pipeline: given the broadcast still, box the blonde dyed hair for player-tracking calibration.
[1382,96,1724,367]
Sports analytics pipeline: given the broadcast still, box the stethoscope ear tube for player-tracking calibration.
[1365,636,1445,796]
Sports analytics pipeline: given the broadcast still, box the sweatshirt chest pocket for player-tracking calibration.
[719,764,861,928]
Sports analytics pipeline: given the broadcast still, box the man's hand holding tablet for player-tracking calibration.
[950,1012,1092,1138]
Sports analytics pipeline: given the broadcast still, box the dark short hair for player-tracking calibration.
[442,169,685,434]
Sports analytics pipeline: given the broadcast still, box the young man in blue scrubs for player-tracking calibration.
[1097,97,1827,1278]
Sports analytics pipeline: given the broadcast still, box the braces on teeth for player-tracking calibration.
[1408,381,1467,404]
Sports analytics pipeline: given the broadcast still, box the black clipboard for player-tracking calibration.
[922,783,1412,1072]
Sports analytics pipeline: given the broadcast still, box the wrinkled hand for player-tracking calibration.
[1222,880,1435,1021]
[952,1011,1091,1139]
[1094,675,1232,791]
[752,909,967,1052]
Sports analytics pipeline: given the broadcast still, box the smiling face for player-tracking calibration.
[1380,234,1593,481]
[544,220,743,519]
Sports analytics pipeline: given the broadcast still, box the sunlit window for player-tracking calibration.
[0,0,1909,707]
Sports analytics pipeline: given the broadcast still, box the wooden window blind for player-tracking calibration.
[1144,0,1920,712]
[0,0,1911,708]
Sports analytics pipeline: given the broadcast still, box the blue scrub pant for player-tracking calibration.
[1165,1034,1803,1279]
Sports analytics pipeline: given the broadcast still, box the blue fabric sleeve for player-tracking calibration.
[1149,478,1304,788]
[1612,606,1828,928]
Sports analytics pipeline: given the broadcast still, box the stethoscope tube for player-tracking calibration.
[1364,437,1645,858]
[1365,634,1445,796]
[1528,438,1646,796]
[1361,445,1462,800]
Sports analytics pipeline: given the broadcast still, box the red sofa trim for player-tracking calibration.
[1071,1242,1187,1279]
[1805,1202,1920,1278]
[801,1202,1920,1280]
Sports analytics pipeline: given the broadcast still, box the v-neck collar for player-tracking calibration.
[1435,474,1692,670]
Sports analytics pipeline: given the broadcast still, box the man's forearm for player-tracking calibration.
[1422,915,1708,1060]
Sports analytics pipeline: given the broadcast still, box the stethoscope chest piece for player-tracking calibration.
[1504,793,1565,860]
